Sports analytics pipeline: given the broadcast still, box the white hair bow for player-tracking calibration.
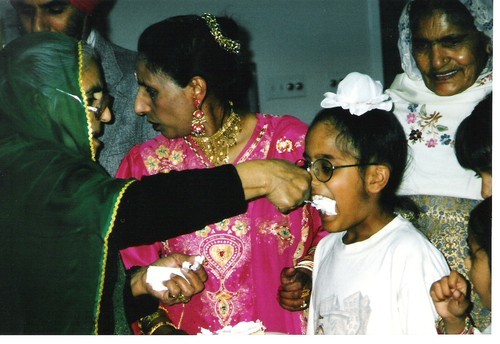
[320,72,393,116]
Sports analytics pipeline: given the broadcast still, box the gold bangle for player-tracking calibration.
[147,321,179,335]
[138,309,166,331]
[158,305,169,314]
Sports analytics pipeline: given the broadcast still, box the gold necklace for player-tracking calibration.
[190,110,242,166]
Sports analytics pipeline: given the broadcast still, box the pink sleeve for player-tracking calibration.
[120,243,164,270]
[115,145,148,180]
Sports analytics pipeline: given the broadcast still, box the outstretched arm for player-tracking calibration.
[116,161,311,248]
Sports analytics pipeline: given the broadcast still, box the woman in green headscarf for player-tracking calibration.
[0,32,311,334]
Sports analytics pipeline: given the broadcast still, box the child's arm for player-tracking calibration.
[430,270,473,334]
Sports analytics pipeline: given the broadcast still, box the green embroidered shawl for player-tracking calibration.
[0,33,133,334]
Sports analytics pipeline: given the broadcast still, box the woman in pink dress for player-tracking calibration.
[117,14,323,335]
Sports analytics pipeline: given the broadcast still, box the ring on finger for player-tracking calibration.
[178,293,190,303]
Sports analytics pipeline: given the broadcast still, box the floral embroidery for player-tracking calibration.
[406,113,417,124]
[145,155,160,174]
[155,145,170,159]
[143,147,186,174]
[406,104,451,147]
[440,134,452,146]
[215,219,230,232]
[196,225,212,237]
[276,225,293,240]
[170,150,184,165]
[276,138,296,153]
[408,103,418,112]
[408,129,423,143]
[258,220,295,254]
[425,138,438,148]
[232,220,249,237]
[477,73,492,86]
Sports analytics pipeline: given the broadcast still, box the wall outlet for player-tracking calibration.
[326,72,346,92]
[266,75,306,100]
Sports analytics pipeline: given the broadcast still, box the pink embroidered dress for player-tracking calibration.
[117,113,322,334]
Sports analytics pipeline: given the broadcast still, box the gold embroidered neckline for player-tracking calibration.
[189,110,242,166]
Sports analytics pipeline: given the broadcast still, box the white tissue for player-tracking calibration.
[146,255,205,292]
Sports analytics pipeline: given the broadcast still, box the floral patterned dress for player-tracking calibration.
[117,113,323,334]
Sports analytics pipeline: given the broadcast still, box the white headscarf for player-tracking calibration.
[397,0,493,80]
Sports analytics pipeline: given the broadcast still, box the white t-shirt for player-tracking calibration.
[307,215,450,335]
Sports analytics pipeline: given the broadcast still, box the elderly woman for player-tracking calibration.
[0,32,311,334]
[385,0,492,331]
[117,14,323,335]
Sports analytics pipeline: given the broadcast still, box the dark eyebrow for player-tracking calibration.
[303,153,336,161]
[437,33,469,43]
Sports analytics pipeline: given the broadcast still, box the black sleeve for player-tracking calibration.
[114,164,248,249]
[123,266,158,324]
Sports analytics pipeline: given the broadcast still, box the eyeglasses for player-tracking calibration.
[86,92,111,120]
[295,158,379,183]
[55,88,111,120]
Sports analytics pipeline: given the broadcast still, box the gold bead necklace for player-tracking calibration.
[190,109,242,166]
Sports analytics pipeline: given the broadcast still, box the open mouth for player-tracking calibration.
[311,195,337,216]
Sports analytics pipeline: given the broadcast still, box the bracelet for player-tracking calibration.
[294,259,314,272]
[138,309,166,332]
[147,321,179,335]
[158,305,169,314]
[436,314,474,334]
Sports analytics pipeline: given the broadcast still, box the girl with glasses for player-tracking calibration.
[305,72,450,335]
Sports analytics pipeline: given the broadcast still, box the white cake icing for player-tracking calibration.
[199,320,266,335]
[311,195,337,215]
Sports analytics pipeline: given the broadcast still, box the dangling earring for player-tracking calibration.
[191,99,206,137]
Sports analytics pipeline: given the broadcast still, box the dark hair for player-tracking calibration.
[455,93,492,173]
[308,107,419,217]
[468,196,491,268]
[137,14,253,111]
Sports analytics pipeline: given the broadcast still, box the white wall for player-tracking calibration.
[107,0,384,124]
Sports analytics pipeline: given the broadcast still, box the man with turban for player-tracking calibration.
[9,0,157,176]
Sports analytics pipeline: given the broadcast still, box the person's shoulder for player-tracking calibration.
[386,72,412,93]
[316,232,338,255]
[93,31,137,67]
[258,113,308,132]
[107,41,137,59]
[388,216,437,249]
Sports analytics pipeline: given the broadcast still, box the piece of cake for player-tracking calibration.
[199,320,266,335]
[311,194,337,215]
